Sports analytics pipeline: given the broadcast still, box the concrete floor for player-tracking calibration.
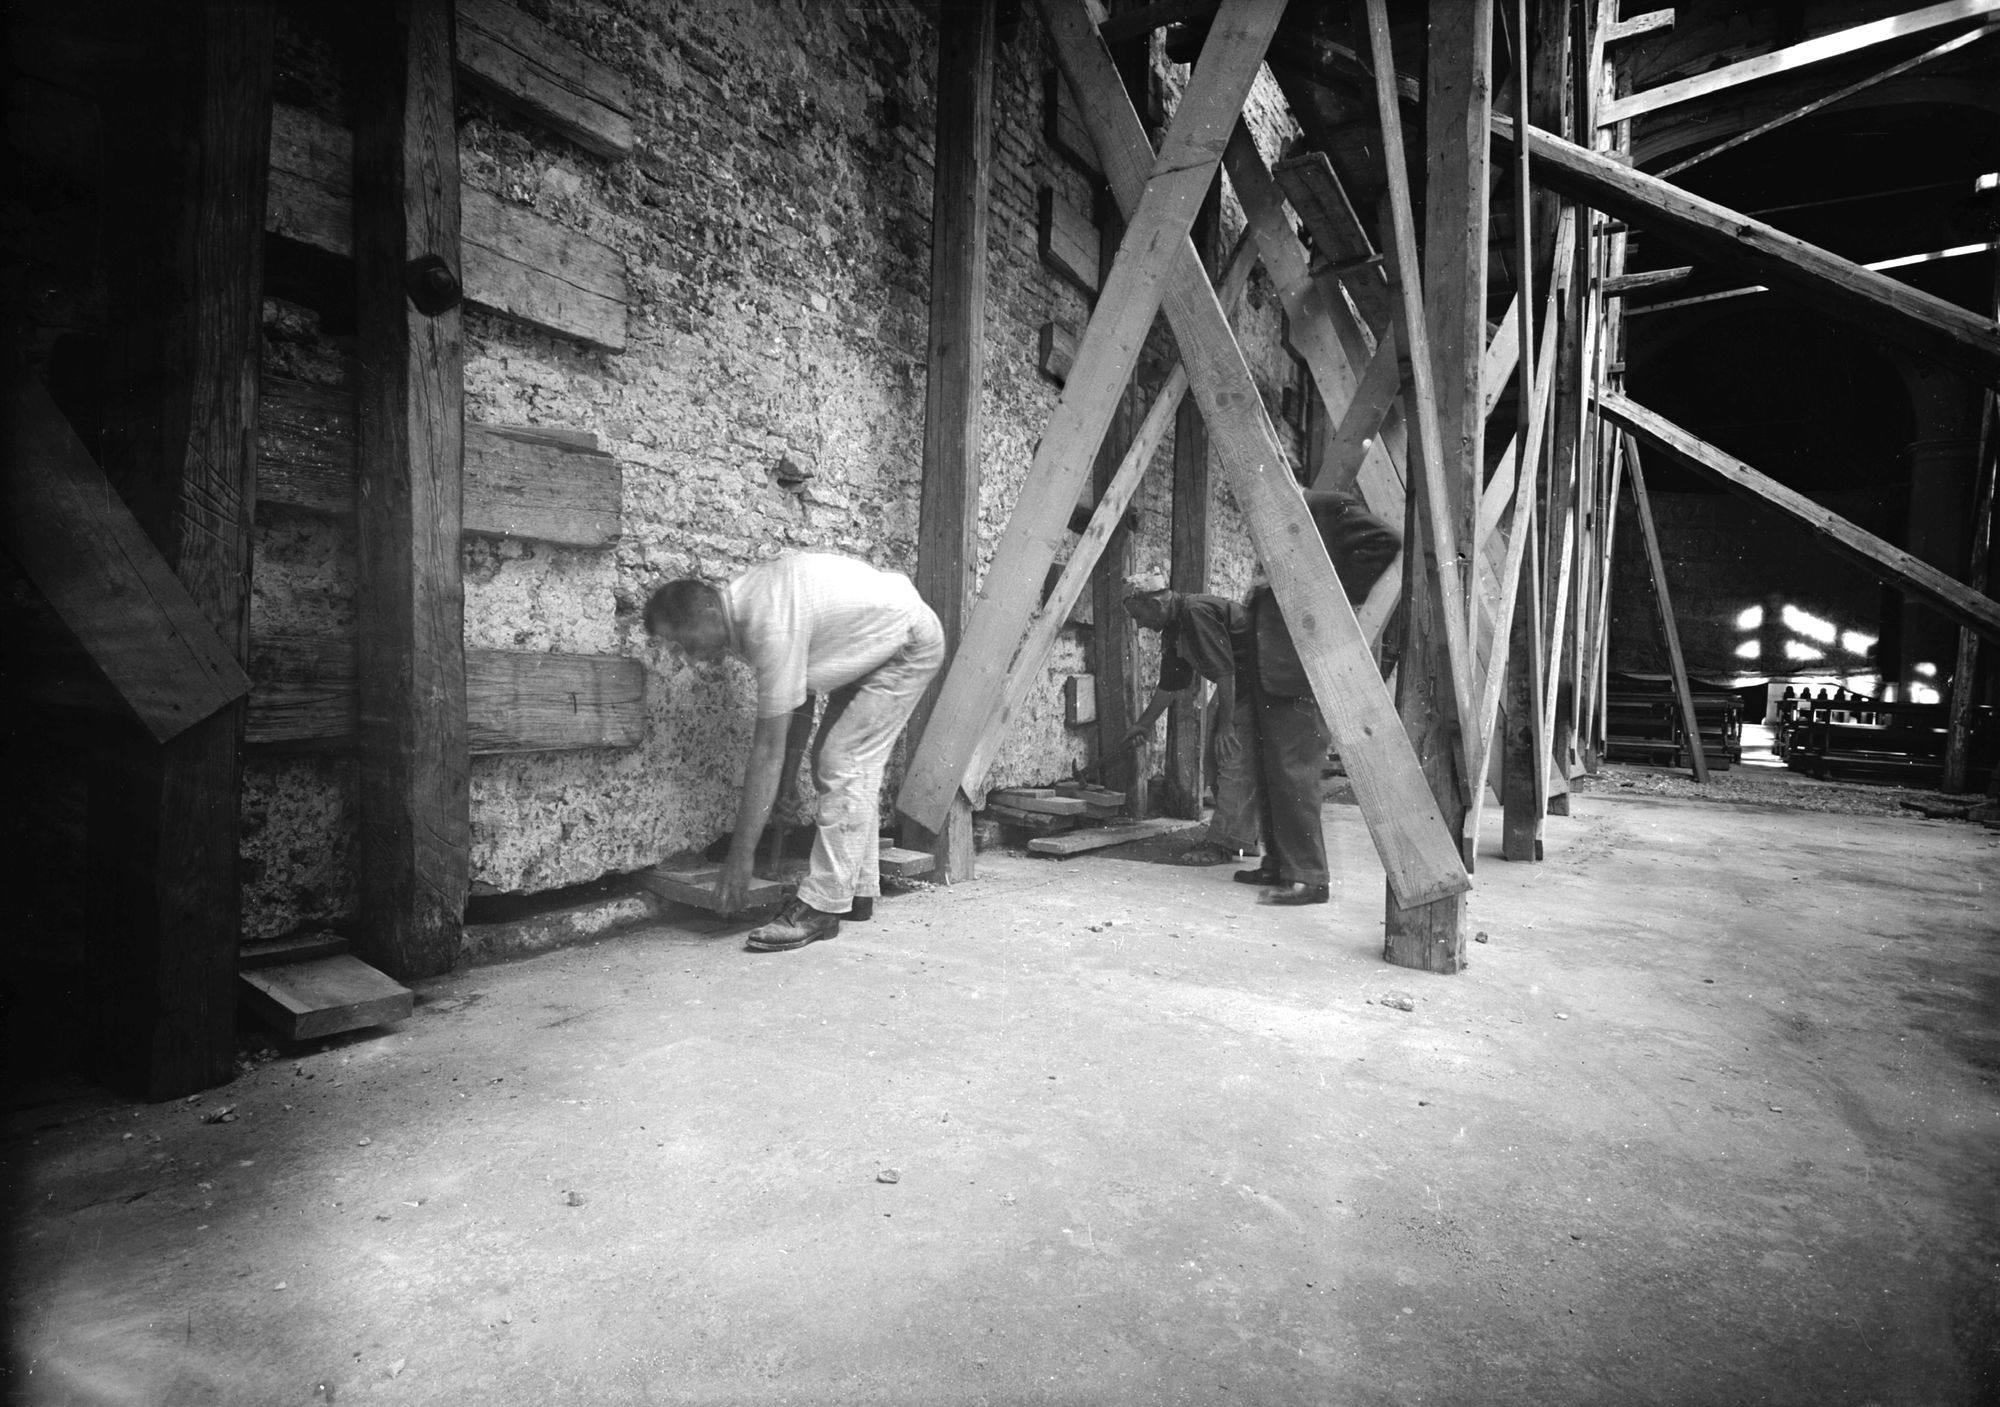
[6,786,1999,1406]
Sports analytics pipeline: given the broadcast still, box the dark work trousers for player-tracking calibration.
[1252,681,1333,885]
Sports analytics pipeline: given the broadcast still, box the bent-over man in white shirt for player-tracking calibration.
[646,552,944,952]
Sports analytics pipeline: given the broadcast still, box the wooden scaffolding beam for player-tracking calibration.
[351,0,469,980]
[1623,434,1709,782]
[904,0,996,881]
[81,0,272,1099]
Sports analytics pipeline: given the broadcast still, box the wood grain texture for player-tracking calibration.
[239,955,415,1041]
[266,102,629,349]
[1048,0,1472,909]
[1601,390,2000,647]
[904,0,996,883]
[455,0,636,158]
[1494,113,2000,387]
[1038,320,1079,384]
[258,375,620,546]
[246,636,644,753]
[899,0,1283,830]
[1601,0,2000,123]
[3,376,253,742]
[351,0,470,980]
[1042,64,1101,175]
[460,184,628,349]
[1037,185,1100,295]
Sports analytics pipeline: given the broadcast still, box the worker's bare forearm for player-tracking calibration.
[729,714,795,869]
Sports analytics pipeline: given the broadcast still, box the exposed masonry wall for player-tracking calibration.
[245,1,1307,936]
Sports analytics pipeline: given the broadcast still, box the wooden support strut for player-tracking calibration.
[903,0,996,883]
[899,0,1286,832]
[1622,433,1708,782]
[1600,390,2000,648]
[1490,113,2000,387]
[1043,0,1471,909]
[351,0,470,981]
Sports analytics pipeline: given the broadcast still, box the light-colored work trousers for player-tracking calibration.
[1204,690,1262,855]
[795,606,945,914]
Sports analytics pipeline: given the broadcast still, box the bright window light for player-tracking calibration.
[1840,630,1877,655]
[1735,605,1764,630]
[1784,640,1825,661]
[1735,640,1760,658]
[1782,604,1837,644]
[1911,683,1940,704]
[1914,661,1937,678]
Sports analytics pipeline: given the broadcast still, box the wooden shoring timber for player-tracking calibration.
[958,216,1249,800]
[1269,150,1398,336]
[258,376,622,546]
[1601,390,2000,647]
[1220,124,1406,519]
[904,0,996,881]
[1479,209,1577,551]
[1623,434,1709,783]
[1654,22,2000,180]
[267,102,628,351]
[1490,114,2000,387]
[1601,0,2000,125]
[1942,372,1997,792]
[455,0,637,158]
[1038,185,1101,295]
[1166,178,1223,820]
[3,376,254,743]
[898,0,1286,831]
[1314,322,1402,494]
[1059,0,1470,909]
[246,637,646,754]
[1501,515,1547,860]
[352,0,469,981]
[80,0,273,1101]
[1363,0,1480,796]
[1602,8,1673,44]
[1481,293,1521,421]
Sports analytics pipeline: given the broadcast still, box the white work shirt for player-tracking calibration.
[725,553,928,717]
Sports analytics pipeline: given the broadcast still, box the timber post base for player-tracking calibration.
[901,794,975,885]
[1383,889,1467,974]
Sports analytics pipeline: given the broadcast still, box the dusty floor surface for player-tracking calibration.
[6,785,1999,1406]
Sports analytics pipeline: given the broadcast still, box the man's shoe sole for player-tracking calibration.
[1262,884,1330,906]
[1233,868,1282,886]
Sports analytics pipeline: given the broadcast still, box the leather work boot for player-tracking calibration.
[744,898,842,952]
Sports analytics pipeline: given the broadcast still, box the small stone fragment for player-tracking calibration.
[1380,992,1416,1012]
[1555,1013,1569,1020]
[1474,931,1490,944]
[386,1359,406,1379]
[876,1168,901,1184]
[201,1106,237,1124]
[563,1190,585,1206]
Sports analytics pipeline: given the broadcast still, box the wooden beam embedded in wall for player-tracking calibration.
[81,0,273,1100]
[352,0,470,981]
[454,0,637,159]
[904,0,997,882]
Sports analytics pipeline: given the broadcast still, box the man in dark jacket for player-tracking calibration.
[1236,489,1402,905]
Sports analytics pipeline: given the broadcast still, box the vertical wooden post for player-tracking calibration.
[86,0,273,1099]
[1942,263,1999,793]
[1625,435,1709,782]
[352,0,469,979]
[1381,0,1489,967]
[1502,517,1546,858]
[1163,177,1221,819]
[905,0,995,876]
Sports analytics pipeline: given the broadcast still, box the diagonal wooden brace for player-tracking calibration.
[1050,0,1471,908]
[898,0,1288,831]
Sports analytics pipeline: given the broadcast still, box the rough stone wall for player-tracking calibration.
[238,1,1300,933]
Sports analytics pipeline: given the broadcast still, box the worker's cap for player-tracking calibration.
[1122,570,1170,598]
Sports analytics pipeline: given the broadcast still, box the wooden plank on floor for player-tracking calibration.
[1601,390,2000,646]
[3,377,254,743]
[352,0,469,980]
[455,0,637,158]
[1052,0,1472,910]
[239,931,351,969]
[641,865,790,912]
[878,845,937,879]
[239,955,415,1042]
[899,0,1282,830]
[1027,817,1200,856]
[988,789,1090,815]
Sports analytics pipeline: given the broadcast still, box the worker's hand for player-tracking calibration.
[714,854,754,915]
